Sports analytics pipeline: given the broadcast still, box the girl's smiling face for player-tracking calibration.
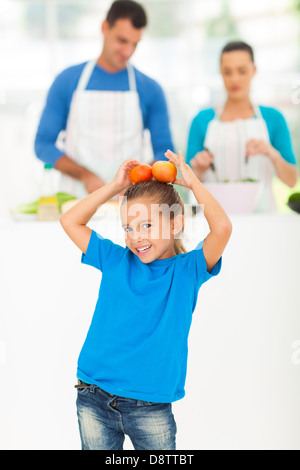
[120,197,183,263]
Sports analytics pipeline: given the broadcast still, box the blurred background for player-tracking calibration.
[1,1,300,450]
[0,0,299,216]
[0,0,300,215]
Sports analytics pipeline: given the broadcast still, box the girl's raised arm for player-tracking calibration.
[60,159,140,254]
[165,150,232,272]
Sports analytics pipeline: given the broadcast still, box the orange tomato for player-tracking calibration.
[129,164,153,184]
[152,161,177,183]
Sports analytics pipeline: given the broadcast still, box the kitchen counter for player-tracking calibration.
[0,212,300,450]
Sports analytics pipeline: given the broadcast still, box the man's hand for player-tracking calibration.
[81,171,106,193]
[55,155,105,193]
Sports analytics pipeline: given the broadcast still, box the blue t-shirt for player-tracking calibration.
[186,106,297,166]
[35,62,174,166]
[77,230,222,403]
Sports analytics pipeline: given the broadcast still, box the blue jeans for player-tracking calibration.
[76,381,177,450]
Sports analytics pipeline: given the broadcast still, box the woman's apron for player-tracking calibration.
[57,60,144,198]
[203,103,276,212]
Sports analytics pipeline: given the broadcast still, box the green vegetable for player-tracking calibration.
[288,192,300,203]
[56,192,77,210]
[10,192,76,215]
[10,200,39,215]
[221,178,258,183]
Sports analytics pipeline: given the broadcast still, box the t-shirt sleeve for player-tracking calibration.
[81,230,124,272]
[186,239,222,288]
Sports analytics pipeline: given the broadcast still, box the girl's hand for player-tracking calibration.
[164,149,198,189]
[112,159,141,192]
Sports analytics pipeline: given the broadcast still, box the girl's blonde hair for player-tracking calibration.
[122,180,187,255]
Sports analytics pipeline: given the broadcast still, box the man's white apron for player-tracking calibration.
[58,60,144,198]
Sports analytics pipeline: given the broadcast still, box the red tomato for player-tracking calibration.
[129,164,153,184]
[152,161,177,183]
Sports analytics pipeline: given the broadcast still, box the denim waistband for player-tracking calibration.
[75,379,116,397]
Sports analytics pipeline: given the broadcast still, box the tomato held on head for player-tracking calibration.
[152,161,177,183]
[129,164,153,184]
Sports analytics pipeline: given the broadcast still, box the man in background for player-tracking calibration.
[35,0,174,197]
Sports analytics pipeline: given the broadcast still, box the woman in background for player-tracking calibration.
[186,41,298,212]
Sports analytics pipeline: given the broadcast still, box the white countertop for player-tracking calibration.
[0,212,300,449]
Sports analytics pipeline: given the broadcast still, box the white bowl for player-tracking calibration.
[197,182,263,214]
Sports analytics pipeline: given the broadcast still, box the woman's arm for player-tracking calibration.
[269,147,298,187]
[165,150,232,272]
[186,110,216,182]
[60,159,140,254]
[246,139,298,187]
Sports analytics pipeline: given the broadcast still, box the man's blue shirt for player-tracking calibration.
[35,62,174,165]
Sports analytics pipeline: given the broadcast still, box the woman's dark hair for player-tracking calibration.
[221,41,254,63]
[122,180,187,255]
[106,0,147,29]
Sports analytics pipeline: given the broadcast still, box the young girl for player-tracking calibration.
[60,150,232,450]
